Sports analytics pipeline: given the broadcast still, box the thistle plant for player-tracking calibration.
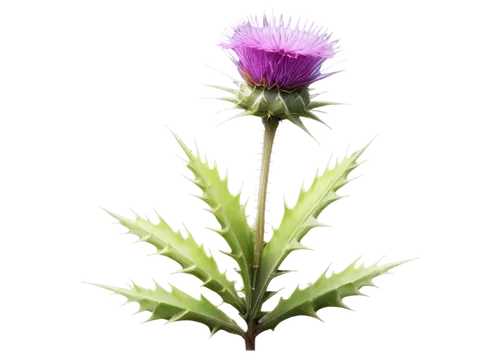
[87,14,412,351]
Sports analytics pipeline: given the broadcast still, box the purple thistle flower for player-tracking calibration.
[221,14,339,90]
[211,15,344,139]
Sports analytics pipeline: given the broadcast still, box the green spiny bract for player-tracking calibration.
[237,82,311,117]
[210,81,343,138]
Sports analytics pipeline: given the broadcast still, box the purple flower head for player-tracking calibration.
[221,14,339,90]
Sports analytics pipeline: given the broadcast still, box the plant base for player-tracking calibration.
[245,332,255,351]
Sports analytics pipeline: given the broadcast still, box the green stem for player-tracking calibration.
[252,117,280,284]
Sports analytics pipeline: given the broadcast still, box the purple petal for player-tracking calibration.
[221,15,339,90]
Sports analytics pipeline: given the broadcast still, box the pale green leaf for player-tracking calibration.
[251,141,372,317]
[102,209,245,313]
[86,280,245,337]
[170,131,254,311]
[257,258,413,333]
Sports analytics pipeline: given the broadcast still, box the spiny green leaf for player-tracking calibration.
[102,208,245,313]
[86,280,245,337]
[257,258,413,333]
[251,141,372,318]
[170,130,254,312]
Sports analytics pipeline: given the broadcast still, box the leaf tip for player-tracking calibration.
[80,280,92,287]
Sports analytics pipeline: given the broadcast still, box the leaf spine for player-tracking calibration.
[136,233,152,243]
[174,265,198,274]
[167,310,189,324]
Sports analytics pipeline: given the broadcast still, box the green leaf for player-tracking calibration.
[102,209,245,314]
[257,258,413,333]
[86,280,245,337]
[251,141,372,317]
[170,130,254,311]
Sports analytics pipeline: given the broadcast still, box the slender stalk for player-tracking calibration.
[252,117,280,281]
